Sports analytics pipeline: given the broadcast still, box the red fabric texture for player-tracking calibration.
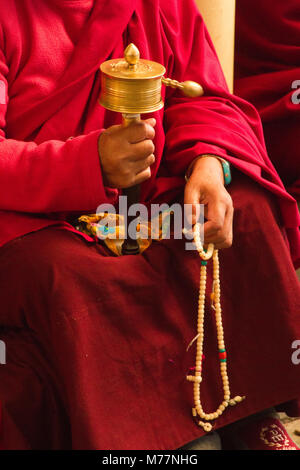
[0,174,300,450]
[0,0,299,266]
[0,0,299,450]
[235,0,300,199]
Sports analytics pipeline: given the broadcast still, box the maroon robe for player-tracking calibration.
[0,0,299,449]
[235,0,300,199]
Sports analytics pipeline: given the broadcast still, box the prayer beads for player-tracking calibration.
[186,223,245,432]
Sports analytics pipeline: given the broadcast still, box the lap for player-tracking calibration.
[0,172,293,332]
[0,173,299,450]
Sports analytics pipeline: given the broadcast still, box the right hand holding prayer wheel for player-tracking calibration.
[98,117,156,189]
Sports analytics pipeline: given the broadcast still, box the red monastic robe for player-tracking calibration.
[235,0,300,199]
[0,0,299,450]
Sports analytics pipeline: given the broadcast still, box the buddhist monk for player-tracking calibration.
[235,0,300,199]
[0,0,299,450]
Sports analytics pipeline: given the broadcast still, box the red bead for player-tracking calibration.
[219,352,227,360]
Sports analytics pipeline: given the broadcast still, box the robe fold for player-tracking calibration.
[0,0,299,450]
[235,0,300,200]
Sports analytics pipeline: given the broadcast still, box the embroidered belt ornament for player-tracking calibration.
[76,211,172,256]
[186,223,245,432]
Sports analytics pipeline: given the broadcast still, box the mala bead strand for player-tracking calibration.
[186,223,245,432]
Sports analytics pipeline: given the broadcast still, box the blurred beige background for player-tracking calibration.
[195,0,236,92]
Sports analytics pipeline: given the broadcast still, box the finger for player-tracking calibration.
[132,154,155,174]
[133,167,152,185]
[216,205,233,249]
[129,139,155,161]
[144,118,156,128]
[205,205,233,248]
[184,182,201,226]
[203,198,226,241]
[126,120,156,143]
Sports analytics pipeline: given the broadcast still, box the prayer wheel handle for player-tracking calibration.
[121,113,141,256]
[161,77,204,98]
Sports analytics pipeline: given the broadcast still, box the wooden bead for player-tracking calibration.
[233,395,244,403]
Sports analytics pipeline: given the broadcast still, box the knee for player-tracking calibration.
[0,228,83,303]
[0,228,90,328]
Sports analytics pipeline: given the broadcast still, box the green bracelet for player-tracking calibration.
[219,158,232,186]
[185,155,232,186]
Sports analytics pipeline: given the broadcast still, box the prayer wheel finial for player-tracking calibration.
[124,43,140,70]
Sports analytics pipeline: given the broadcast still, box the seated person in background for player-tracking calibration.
[0,0,299,450]
[235,0,300,200]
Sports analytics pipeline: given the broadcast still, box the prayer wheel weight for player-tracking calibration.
[99,44,204,255]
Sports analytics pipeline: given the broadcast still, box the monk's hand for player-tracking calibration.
[98,118,156,188]
[184,156,234,249]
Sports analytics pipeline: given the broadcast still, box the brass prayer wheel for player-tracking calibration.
[99,43,204,114]
[98,43,204,255]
